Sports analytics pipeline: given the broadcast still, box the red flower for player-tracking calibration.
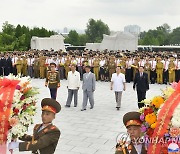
[144,108,154,116]
[13,108,19,115]
[22,104,27,111]
[146,128,154,137]
[20,95,25,100]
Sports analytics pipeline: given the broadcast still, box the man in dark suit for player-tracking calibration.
[8,98,61,154]
[133,66,149,108]
[4,54,12,76]
[0,55,3,76]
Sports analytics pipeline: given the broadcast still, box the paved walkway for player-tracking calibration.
[13,79,167,154]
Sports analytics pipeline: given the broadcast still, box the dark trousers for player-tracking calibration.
[12,66,17,76]
[66,89,78,106]
[0,68,3,76]
[78,66,83,80]
[150,70,156,84]
[137,89,146,108]
[49,88,57,100]
[28,66,33,78]
[59,66,65,80]
[4,67,10,76]
[125,69,132,83]
[163,70,169,84]
[175,70,180,82]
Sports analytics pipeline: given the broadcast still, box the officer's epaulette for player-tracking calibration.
[43,125,58,133]
[50,125,58,130]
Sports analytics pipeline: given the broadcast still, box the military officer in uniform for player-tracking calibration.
[8,98,61,154]
[108,57,116,81]
[33,56,40,78]
[16,55,22,75]
[156,57,163,84]
[168,57,176,83]
[64,56,71,79]
[115,112,147,154]
[22,56,28,76]
[39,56,46,79]
[93,56,100,81]
[45,63,60,100]
[144,59,151,83]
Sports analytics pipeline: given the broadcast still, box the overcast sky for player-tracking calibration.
[0,0,179,33]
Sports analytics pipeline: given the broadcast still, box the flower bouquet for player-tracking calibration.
[0,74,39,154]
[139,82,180,154]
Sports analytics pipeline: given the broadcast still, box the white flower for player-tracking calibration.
[171,104,180,128]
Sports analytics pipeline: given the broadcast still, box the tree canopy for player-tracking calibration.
[0,21,55,51]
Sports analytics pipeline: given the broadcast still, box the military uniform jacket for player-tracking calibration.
[19,124,60,154]
[46,71,60,88]
[115,142,147,154]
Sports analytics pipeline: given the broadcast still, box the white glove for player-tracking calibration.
[8,142,19,150]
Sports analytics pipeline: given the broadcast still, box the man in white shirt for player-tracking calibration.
[58,55,65,80]
[150,57,157,84]
[162,56,169,84]
[65,64,80,107]
[27,55,34,78]
[111,66,126,110]
[77,55,84,80]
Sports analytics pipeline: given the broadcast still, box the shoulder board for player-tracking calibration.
[50,125,58,130]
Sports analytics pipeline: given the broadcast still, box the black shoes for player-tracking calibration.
[116,107,120,110]
[81,109,86,111]
[65,105,70,108]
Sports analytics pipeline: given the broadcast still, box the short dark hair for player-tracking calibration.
[50,63,56,67]
[139,66,144,69]
[85,65,91,69]
[116,66,122,69]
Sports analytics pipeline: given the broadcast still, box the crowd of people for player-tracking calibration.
[0,49,179,84]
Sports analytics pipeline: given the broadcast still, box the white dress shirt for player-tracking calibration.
[134,144,142,154]
[67,71,80,90]
[111,73,126,92]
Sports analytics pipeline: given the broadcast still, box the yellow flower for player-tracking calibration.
[145,113,157,125]
[151,96,164,108]
[151,122,157,129]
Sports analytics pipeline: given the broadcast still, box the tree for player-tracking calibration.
[65,30,80,46]
[169,27,180,45]
[138,23,171,45]
[79,34,88,46]
[85,18,110,43]
[15,24,22,38]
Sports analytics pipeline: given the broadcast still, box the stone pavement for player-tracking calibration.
[13,79,167,154]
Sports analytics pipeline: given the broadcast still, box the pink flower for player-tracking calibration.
[141,125,147,132]
[140,114,145,121]
[16,85,21,90]
[20,95,25,100]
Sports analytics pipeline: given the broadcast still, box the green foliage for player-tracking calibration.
[85,18,110,43]
[169,27,180,45]
[0,21,55,51]
[138,23,180,45]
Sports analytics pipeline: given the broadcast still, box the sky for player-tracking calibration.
[0,0,180,33]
